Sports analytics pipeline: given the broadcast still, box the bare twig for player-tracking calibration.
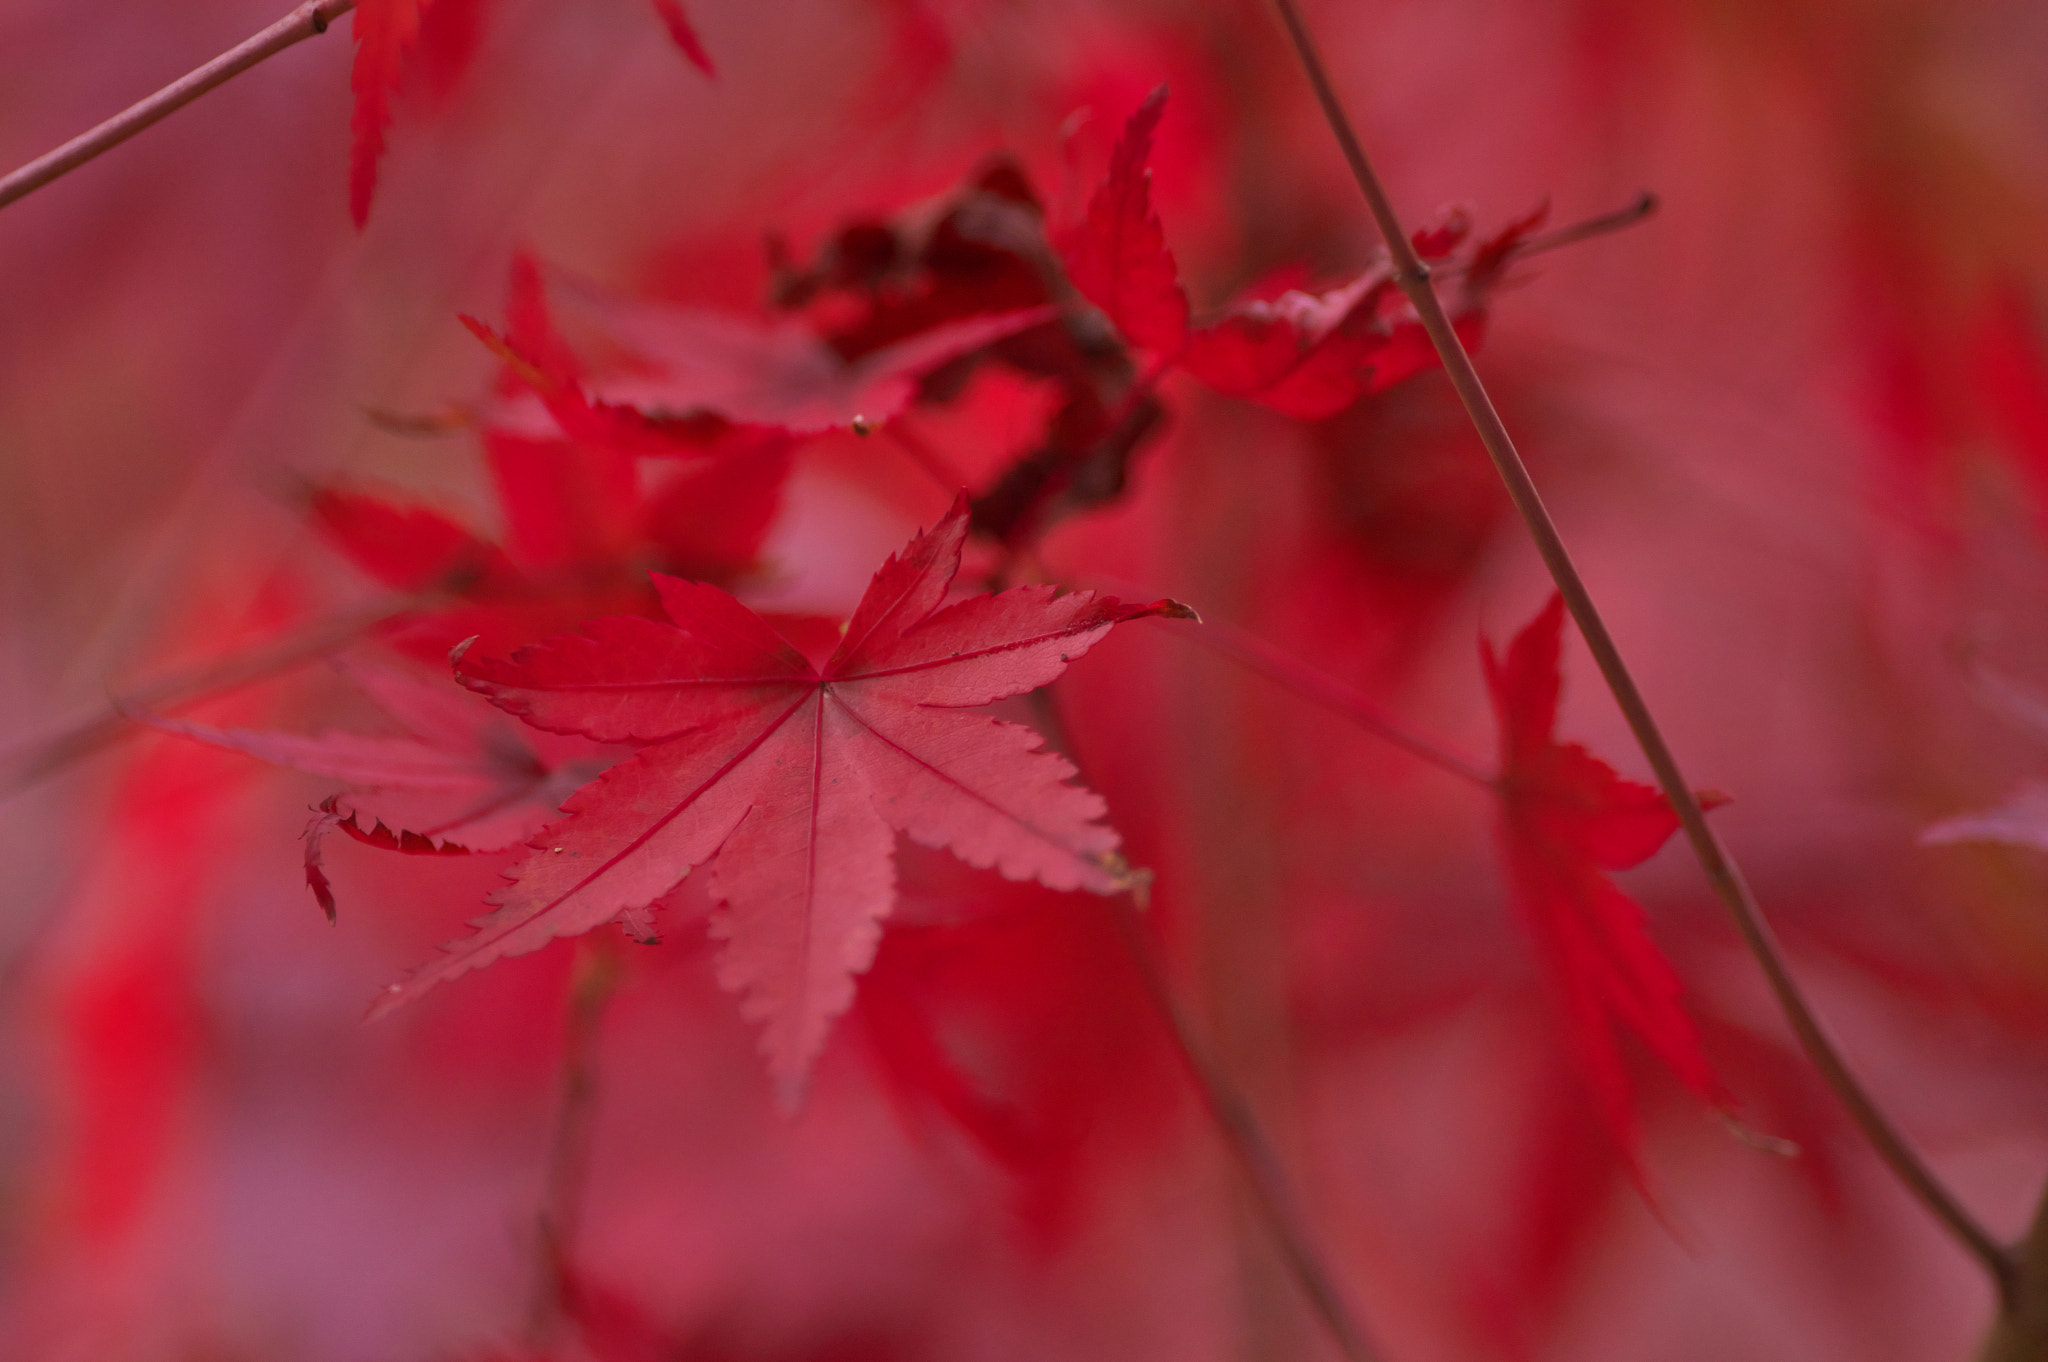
[873,416,972,494]
[1981,1187,2048,1361]
[0,0,358,213]
[1146,611,1494,788]
[1071,571,1493,786]
[1488,193,1659,270]
[1270,0,2017,1296]
[1024,687,1387,1362]
[1106,895,1386,1362]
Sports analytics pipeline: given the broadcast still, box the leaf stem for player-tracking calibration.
[1106,893,1387,1362]
[1269,0,2016,1294]
[0,0,358,213]
[1148,611,1494,788]
[1501,192,1659,263]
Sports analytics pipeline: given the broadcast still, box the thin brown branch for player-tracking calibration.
[1146,611,1494,788]
[873,416,972,495]
[1023,688,1387,1362]
[1070,570,1493,786]
[1496,193,1659,267]
[1106,895,1386,1362]
[0,0,358,213]
[1981,1185,2048,1361]
[1269,0,2017,1296]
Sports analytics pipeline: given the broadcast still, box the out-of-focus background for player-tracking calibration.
[5,0,2048,1358]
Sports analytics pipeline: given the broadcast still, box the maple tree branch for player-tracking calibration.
[1269,0,2017,1295]
[1981,1183,2048,1361]
[1106,894,1388,1362]
[1148,613,1494,788]
[0,0,358,214]
[1505,192,1659,260]
[1023,685,1387,1362]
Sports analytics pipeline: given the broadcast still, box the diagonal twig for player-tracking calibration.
[1027,687,1389,1362]
[1269,0,2015,1298]
[1106,892,1387,1362]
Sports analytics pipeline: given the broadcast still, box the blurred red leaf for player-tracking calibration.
[1063,92,1545,420]
[648,0,716,76]
[307,486,520,596]
[136,659,617,918]
[347,0,427,228]
[1178,204,1534,420]
[349,2,714,226]
[372,497,1187,1096]
[312,261,798,658]
[477,255,1053,440]
[1059,85,1190,357]
[1483,594,1726,1161]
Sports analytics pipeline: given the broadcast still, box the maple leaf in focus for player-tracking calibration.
[1484,594,1726,1161]
[135,660,616,920]
[370,497,1191,1097]
[347,0,713,227]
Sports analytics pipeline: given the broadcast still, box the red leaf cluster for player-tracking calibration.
[1059,89,1546,419]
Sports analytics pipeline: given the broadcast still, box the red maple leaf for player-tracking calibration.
[465,255,722,455]
[1058,84,1190,357]
[1180,262,1478,420]
[1179,206,1540,420]
[772,156,1061,365]
[1483,594,1726,1161]
[310,255,797,660]
[369,497,1192,1097]
[310,429,792,663]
